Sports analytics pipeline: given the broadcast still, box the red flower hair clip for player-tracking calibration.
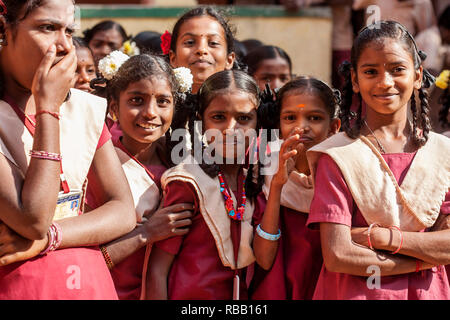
[160,30,172,55]
[0,0,7,15]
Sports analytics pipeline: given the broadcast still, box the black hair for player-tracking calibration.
[92,54,182,163]
[438,6,450,29]
[438,87,450,129]
[241,38,264,53]
[171,69,264,199]
[83,20,129,44]
[243,45,292,77]
[132,31,163,55]
[339,20,435,146]
[73,36,90,50]
[169,6,242,70]
[259,77,341,137]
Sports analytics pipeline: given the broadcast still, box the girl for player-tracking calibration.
[250,77,341,300]
[306,21,450,300]
[0,0,135,299]
[144,70,266,300]
[88,52,193,300]
[165,6,237,94]
[243,45,293,92]
[72,37,96,93]
[83,20,128,71]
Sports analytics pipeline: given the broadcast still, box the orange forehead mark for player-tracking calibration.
[296,104,305,108]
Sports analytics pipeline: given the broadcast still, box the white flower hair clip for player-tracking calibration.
[98,50,130,80]
[173,67,193,93]
[120,40,140,57]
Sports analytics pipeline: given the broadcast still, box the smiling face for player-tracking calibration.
[0,0,75,91]
[202,90,258,161]
[351,38,422,117]
[252,56,291,91]
[169,16,235,93]
[280,92,340,151]
[113,77,174,155]
[73,47,96,93]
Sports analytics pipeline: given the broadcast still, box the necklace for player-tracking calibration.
[218,171,246,221]
[364,119,387,154]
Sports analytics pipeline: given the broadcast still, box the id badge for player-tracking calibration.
[54,189,83,221]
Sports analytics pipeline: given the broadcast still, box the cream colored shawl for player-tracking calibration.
[161,155,255,270]
[263,151,314,214]
[307,132,450,231]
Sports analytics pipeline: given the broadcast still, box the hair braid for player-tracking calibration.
[418,87,431,145]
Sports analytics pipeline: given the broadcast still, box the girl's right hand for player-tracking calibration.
[271,128,302,186]
[31,44,77,112]
[142,203,194,243]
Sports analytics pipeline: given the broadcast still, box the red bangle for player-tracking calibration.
[35,110,60,120]
[389,226,403,254]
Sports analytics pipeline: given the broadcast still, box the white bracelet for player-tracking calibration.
[256,224,281,241]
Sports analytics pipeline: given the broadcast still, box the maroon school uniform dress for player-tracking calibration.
[0,124,119,300]
[307,153,450,300]
[108,135,167,300]
[250,206,322,300]
[155,173,266,300]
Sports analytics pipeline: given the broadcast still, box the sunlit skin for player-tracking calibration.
[351,38,422,153]
[111,77,174,165]
[169,16,235,93]
[279,92,340,175]
[252,56,291,91]
[73,47,96,93]
[88,28,124,68]
[0,0,76,109]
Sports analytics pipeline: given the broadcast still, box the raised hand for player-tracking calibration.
[31,44,77,112]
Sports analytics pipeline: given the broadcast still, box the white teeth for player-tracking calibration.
[138,123,159,129]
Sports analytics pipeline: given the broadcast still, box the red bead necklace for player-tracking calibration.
[218,171,246,221]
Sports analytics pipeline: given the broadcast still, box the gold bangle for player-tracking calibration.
[100,245,114,270]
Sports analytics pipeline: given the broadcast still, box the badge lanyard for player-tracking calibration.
[5,96,70,194]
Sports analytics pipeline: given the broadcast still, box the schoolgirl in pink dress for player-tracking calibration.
[306,21,450,300]
[250,77,341,300]
[0,0,136,299]
[144,70,266,300]
[86,53,193,300]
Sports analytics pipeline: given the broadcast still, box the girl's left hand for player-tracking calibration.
[0,223,48,266]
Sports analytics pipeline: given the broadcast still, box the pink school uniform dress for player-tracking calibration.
[0,89,119,300]
[307,152,450,300]
[108,135,167,300]
[250,206,322,300]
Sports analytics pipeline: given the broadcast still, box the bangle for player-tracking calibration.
[389,226,403,254]
[100,245,114,270]
[29,150,62,161]
[256,224,281,241]
[40,222,62,255]
[35,110,60,120]
[367,223,380,250]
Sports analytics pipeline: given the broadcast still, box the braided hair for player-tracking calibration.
[339,21,435,146]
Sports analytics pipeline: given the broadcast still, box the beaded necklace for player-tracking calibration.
[218,171,246,221]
